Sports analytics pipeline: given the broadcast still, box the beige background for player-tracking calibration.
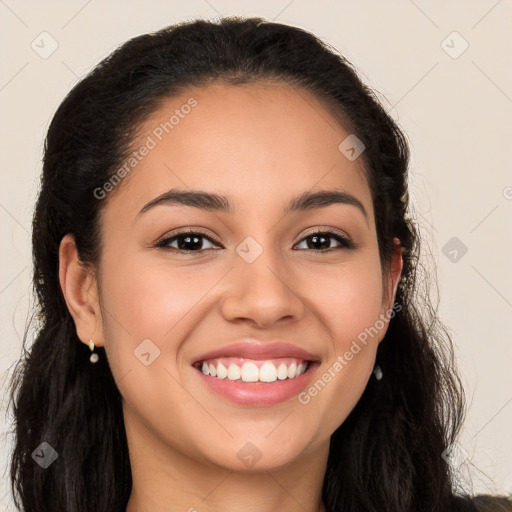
[1,1,511,509]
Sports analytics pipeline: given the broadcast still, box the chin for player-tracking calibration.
[196,435,310,473]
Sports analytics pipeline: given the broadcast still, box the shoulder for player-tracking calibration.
[472,495,512,511]
[452,494,512,512]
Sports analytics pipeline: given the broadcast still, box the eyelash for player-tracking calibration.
[153,228,355,254]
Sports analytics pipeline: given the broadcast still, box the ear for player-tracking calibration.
[381,237,403,317]
[58,233,104,347]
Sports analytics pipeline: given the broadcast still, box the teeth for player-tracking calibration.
[199,359,310,382]
[227,363,241,380]
[241,362,259,382]
[277,363,288,380]
[259,362,277,382]
[216,362,228,379]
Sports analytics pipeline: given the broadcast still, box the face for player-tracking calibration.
[82,82,402,472]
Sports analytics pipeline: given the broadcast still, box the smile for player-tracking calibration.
[193,357,319,406]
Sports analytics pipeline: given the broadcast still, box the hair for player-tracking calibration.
[6,15,511,512]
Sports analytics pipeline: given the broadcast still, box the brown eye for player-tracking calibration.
[155,230,220,253]
[295,229,354,252]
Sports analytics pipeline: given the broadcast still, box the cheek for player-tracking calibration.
[100,253,215,339]
[97,253,206,398]
[305,254,385,351]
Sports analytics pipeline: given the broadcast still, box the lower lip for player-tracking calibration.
[193,362,319,406]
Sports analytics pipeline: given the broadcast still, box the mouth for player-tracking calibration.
[190,340,321,406]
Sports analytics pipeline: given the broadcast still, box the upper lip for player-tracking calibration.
[192,339,320,365]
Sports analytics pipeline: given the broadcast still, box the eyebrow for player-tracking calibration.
[137,188,368,222]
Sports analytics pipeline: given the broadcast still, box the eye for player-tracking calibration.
[294,228,354,252]
[154,229,221,253]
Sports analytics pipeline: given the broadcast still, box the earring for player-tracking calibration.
[88,338,99,363]
[373,364,383,381]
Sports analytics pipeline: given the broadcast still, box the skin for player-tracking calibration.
[59,81,403,512]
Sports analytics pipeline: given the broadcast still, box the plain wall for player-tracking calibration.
[1,1,511,509]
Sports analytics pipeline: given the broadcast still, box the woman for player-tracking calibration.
[7,16,511,512]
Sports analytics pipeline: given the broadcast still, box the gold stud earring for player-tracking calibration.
[88,338,99,363]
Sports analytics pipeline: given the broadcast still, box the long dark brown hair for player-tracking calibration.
[7,16,512,512]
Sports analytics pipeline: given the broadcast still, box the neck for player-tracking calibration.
[124,410,329,512]
[126,473,327,512]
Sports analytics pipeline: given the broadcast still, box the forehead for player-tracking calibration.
[104,81,373,223]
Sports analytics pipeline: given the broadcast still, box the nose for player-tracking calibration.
[220,253,305,329]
